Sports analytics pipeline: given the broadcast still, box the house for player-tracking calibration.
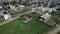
[7,4,26,14]
[30,4,38,8]
[47,0,60,7]
[20,14,32,23]
[7,4,19,13]
[18,5,26,11]
[0,10,7,17]
[0,10,12,20]
[0,5,12,20]
[32,7,55,14]
[0,6,12,20]
[0,6,9,17]
[42,7,54,13]
[7,5,17,11]
[31,7,46,14]
[39,13,51,22]
[4,14,12,20]
[18,5,31,11]
[52,5,60,13]
[32,7,43,14]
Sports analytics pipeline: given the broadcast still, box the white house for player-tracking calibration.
[32,7,45,14]
[4,14,12,20]
[7,4,20,13]
[18,5,26,11]
[39,13,51,22]
[42,7,56,13]
[0,9,12,20]
[7,5,17,11]
[32,7,56,14]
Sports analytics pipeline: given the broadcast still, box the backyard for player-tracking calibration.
[0,12,53,34]
[52,13,60,18]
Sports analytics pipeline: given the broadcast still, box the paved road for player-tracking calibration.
[48,26,60,34]
[0,11,32,25]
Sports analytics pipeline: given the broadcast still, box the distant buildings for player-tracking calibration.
[0,6,12,20]
[32,7,43,14]
[0,0,60,23]
[42,7,54,13]
[47,0,60,7]
[7,5,18,14]
[0,10,8,16]
[7,4,28,14]
[32,7,55,14]
[0,10,12,20]
[0,0,12,3]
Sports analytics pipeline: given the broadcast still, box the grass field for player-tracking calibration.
[0,12,53,34]
[0,18,4,23]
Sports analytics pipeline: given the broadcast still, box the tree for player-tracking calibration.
[19,0,22,2]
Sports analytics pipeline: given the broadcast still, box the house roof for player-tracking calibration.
[41,13,51,19]
[4,14,11,20]
[19,5,25,7]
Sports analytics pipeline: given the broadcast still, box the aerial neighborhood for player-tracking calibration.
[0,0,60,34]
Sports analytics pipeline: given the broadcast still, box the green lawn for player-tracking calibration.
[0,18,4,23]
[0,12,53,34]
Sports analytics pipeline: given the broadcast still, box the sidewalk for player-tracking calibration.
[48,26,60,34]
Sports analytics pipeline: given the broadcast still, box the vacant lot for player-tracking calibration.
[0,12,53,34]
